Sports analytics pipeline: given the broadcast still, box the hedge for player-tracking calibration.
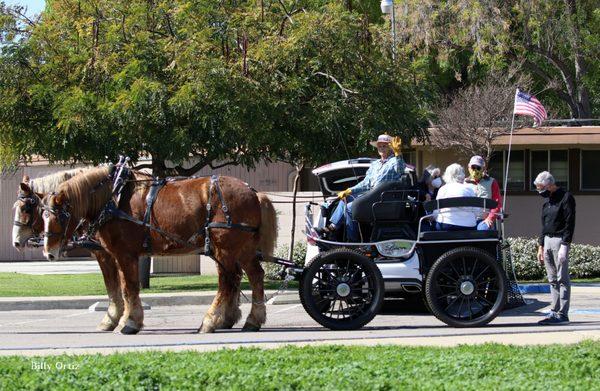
[264,241,307,280]
[507,237,600,281]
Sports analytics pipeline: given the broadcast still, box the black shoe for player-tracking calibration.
[538,312,557,325]
[315,224,336,238]
[539,313,570,325]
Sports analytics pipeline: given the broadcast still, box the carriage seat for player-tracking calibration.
[351,176,417,223]
[419,197,501,241]
[419,230,499,241]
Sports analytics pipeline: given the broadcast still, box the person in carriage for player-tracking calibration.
[464,155,502,231]
[431,163,479,231]
[417,165,443,202]
[315,133,406,241]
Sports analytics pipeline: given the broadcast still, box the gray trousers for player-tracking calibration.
[543,236,571,316]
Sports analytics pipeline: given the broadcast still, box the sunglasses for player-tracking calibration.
[470,165,482,171]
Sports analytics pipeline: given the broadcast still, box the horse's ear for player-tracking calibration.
[22,175,30,183]
[54,192,65,206]
[19,183,31,194]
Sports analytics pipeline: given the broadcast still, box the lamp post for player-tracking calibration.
[380,0,396,60]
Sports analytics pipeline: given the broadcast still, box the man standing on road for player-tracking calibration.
[534,171,576,325]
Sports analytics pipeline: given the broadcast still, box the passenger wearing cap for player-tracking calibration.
[316,134,406,241]
[465,155,502,231]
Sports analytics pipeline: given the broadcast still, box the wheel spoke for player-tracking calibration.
[440,271,458,283]
[467,297,473,320]
[448,262,462,279]
[444,296,460,312]
[462,257,467,275]
[470,258,478,276]
[476,295,494,307]
[456,296,465,318]
[473,265,491,281]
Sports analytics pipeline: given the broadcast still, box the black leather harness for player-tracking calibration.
[84,173,258,257]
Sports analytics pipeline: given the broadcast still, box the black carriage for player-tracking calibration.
[288,161,524,330]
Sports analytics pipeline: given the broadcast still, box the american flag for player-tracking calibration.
[513,89,547,126]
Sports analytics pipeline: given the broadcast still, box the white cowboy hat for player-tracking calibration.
[369,134,393,147]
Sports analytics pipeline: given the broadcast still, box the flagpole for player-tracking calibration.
[502,89,519,213]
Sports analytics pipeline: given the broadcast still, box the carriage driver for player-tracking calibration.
[465,155,502,231]
[315,134,406,241]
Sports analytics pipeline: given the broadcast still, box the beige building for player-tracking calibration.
[1,126,598,267]
[410,126,600,245]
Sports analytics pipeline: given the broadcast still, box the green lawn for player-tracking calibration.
[0,273,296,297]
[0,342,598,390]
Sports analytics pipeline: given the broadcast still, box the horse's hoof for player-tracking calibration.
[96,322,117,332]
[242,322,261,332]
[199,323,216,334]
[120,325,140,335]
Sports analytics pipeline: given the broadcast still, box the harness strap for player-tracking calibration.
[142,179,166,251]
[207,222,259,232]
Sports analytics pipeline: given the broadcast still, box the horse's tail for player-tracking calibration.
[256,192,277,260]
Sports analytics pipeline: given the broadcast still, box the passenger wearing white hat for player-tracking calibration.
[316,134,406,241]
[465,155,502,230]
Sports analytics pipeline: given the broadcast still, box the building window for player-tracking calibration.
[403,151,416,167]
[488,150,525,191]
[581,150,600,190]
[530,150,568,189]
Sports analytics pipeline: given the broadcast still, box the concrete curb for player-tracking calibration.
[0,290,299,311]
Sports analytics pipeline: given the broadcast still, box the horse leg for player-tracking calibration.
[199,259,242,333]
[113,254,144,335]
[95,251,124,331]
[240,255,267,332]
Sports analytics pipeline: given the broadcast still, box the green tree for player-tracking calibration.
[393,0,600,118]
[0,1,429,176]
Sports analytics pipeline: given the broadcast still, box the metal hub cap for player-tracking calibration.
[460,281,475,296]
[336,283,351,297]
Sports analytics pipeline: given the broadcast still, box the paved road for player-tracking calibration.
[1,289,599,356]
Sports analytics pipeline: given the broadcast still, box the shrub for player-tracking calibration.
[263,241,307,280]
[507,237,600,281]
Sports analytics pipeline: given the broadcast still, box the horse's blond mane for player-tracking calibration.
[55,167,113,219]
[30,168,90,194]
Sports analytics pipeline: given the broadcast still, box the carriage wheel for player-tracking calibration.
[425,247,507,328]
[300,248,384,330]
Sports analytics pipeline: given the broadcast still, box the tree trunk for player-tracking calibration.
[287,163,304,262]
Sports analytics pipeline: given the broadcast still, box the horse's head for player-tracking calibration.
[42,191,74,261]
[12,178,44,250]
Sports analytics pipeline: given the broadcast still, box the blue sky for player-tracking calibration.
[6,0,45,16]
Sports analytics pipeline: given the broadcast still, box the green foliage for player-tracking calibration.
[507,237,600,281]
[264,241,307,280]
[0,0,430,173]
[0,273,295,297]
[0,343,599,389]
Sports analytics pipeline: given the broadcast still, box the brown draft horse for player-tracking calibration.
[42,167,278,334]
[12,170,124,331]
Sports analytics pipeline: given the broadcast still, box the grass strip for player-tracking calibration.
[0,342,598,390]
[0,273,296,297]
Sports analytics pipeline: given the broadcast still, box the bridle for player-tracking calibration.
[41,193,73,252]
[13,193,41,229]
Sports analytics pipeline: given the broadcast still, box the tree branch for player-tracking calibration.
[313,72,358,98]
